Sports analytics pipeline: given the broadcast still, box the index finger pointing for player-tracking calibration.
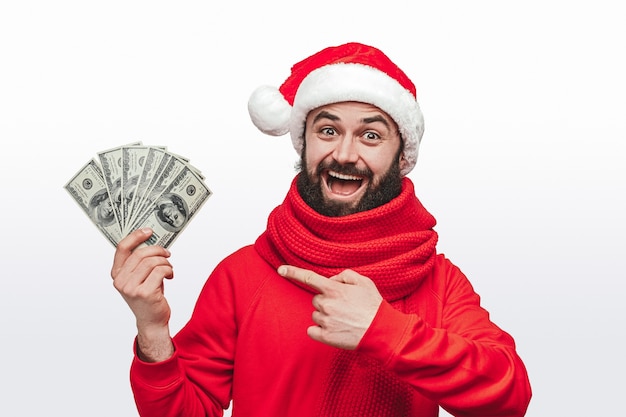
[278,265,333,293]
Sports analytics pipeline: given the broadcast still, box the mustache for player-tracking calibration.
[316,160,373,179]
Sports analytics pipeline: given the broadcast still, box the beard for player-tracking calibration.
[296,154,403,217]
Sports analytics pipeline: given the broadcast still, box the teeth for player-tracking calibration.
[329,171,361,181]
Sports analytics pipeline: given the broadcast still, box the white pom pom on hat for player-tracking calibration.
[248,85,292,136]
[247,42,424,176]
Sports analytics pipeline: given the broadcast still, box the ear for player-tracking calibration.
[399,152,409,173]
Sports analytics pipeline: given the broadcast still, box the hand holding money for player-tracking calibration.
[112,228,175,362]
[65,142,212,248]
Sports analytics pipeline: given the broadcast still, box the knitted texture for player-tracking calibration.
[317,350,415,417]
[254,176,438,301]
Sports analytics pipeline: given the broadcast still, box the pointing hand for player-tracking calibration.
[278,265,383,350]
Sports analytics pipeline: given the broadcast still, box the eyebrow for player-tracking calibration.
[361,115,391,129]
[312,111,392,129]
[312,110,340,124]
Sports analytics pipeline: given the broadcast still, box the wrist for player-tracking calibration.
[136,324,174,363]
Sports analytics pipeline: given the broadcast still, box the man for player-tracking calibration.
[153,192,188,232]
[89,187,116,227]
[112,42,532,416]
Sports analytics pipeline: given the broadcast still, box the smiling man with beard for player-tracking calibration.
[111,42,532,417]
[296,102,404,217]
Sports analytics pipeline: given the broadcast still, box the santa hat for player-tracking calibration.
[248,42,424,176]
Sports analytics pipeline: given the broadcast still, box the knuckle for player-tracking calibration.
[112,278,123,292]
[142,255,170,271]
[116,236,134,251]
[134,286,152,299]
[311,294,322,309]
[311,310,320,323]
[303,272,316,286]
[318,317,331,329]
[113,280,134,297]
[155,265,173,278]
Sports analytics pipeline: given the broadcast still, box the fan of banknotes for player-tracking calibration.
[65,142,212,248]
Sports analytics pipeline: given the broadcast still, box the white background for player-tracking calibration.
[1,1,624,416]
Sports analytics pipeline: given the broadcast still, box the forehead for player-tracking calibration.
[307,101,396,125]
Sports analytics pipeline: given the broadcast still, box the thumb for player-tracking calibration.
[330,269,361,285]
[112,228,153,274]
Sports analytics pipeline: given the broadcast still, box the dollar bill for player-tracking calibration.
[125,151,188,233]
[132,165,212,248]
[64,159,124,246]
[125,146,168,233]
[97,142,142,229]
[121,145,167,232]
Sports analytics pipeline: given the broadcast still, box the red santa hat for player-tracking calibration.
[248,42,424,176]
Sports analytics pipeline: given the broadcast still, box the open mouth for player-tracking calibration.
[325,170,365,196]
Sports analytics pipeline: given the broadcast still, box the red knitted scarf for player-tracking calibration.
[254,176,438,301]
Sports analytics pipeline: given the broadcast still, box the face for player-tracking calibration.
[160,202,185,228]
[96,197,114,221]
[297,102,407,217]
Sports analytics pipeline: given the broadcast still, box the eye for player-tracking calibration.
[362,131,382,143]
[320,127,337,136]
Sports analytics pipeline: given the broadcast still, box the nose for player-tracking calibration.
[332,134,359,164]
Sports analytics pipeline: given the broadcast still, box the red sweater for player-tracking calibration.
[130,178,531,416]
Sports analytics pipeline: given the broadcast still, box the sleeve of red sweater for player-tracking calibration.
[128,253,244,417]
[356,256,532,417]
